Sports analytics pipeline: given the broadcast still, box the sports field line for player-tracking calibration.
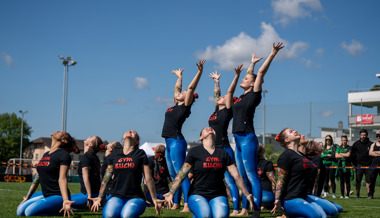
[0,189,20,191]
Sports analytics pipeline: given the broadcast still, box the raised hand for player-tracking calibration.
[172,68,184,77]
[251,53,263,64]
[234,64,244,75]
[196,59,206,72]
[209,71,221,81]
[272,42,285,55]
[59,200,75,217]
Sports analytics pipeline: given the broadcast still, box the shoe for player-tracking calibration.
[332,194,336,198]
[355,195,360,198]
[368,195,373,199]
[349,190,354,195]
[323,192,327,198]
[345,196,349,199]
[340,196,344,199]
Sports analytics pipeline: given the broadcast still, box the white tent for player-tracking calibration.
[139,142,165,157]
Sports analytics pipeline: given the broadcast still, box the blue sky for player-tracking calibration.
[1,0,379,144]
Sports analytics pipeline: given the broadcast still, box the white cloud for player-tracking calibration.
[315,48,324,56]
[319,110,333,118]
[341,40,364,56]
[134,77,150,89]
[155,96,173,107]
[1,52,14,67]
[106,98,129,105]
[272,0,323,25]
[196,22,308,71]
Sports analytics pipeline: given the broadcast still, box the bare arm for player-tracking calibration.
[369,143,380,157]
[82,167,92,198]
[172,69,183,104]
[209,71,221,107]
[254,42,284,92]
[226,65,242,109]
[58,165,75,217]
[185,59,206,106]
[246,53,263,74]
[266,171,276,194]
[227,164,253,210]
[144,165,162,215]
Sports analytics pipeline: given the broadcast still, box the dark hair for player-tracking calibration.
[88,136,104,154]
[341,135,348,140]
[62,132,79,154]
[257,144,265,159]
[305,140,320,156]
[107,142,122,150]
[360,129,368,136]
[276,128,289,148]
[324,135,333,149]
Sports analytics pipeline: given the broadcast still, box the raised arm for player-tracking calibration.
[58,165,75,217]
[172,68,184,104]
[185,59,206,106]
[246,53,263,74]
[227,164,254,210]
[254,42,284,92]
[271,167,288,215]
[209,71,221,107]
[226,65,243,109]
[163,162,192,207]
[91,165,113,212]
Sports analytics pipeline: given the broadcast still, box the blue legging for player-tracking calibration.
[234,132,261,211]
[188,195,229,218]
[102,197,146,218]
[145,191,165,204]
[71,193,98,208]
[282,198,326,218]
[222,146,239,211]
[16,195,65,216]
[165,137,190,204]
[261,190,275,207]
[307,195,340,216]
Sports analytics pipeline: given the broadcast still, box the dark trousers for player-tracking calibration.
[338,169,351,197]
[324,164,336,194]
[355,164,371,196]
[369,167,380,197]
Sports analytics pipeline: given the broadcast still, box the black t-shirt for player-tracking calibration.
[148,156,170,194]
[185,146,233,199]
[232,90,262,133]
[306,156,318,195]
[257,158,275,192]
[371,143,380,166]
[100,156,109,179]
[277,149,314,200]
[162,104,191,139]
[351,139,372,166]
[37,149,71,197]
[78,151,101,195]
[208,106,233,147]
[107,148,148,199]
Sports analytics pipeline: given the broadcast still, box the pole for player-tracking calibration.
[62,64,67,131]
[64,65,69,131]
[19,110,28,175]
[263,92,266,148]
[310,102,312,139]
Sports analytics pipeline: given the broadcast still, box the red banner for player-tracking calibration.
[356,114,373,124]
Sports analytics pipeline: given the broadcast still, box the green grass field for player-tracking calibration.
[1,182,380,217]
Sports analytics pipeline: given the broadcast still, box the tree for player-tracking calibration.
[0,113,32,162]
[264,143,282,164]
